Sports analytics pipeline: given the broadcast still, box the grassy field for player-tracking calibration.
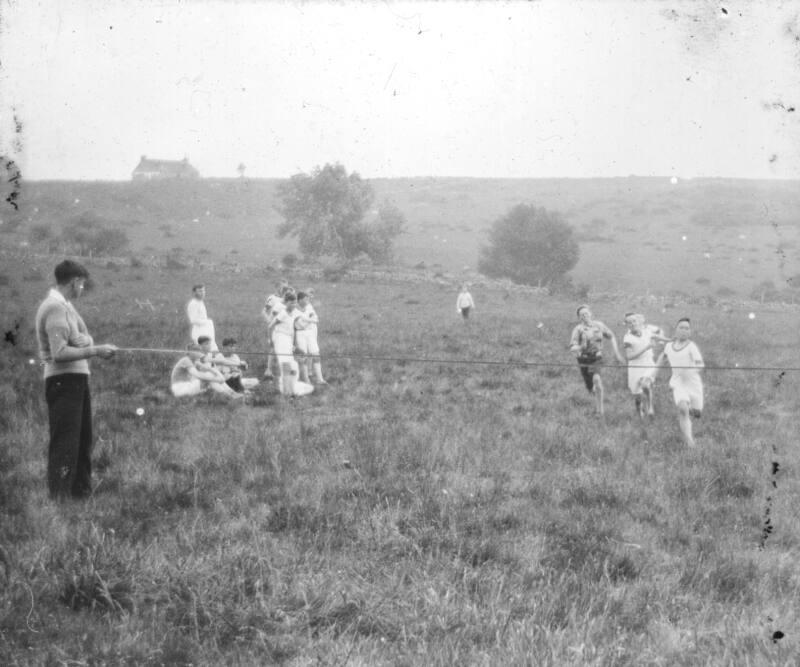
[3,176,800,296]
[2,248,800,665]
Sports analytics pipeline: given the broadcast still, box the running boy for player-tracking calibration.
[623,313,669,418]
[655,317,704,447]
[569,305,624,416]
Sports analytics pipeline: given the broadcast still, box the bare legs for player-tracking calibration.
[677,400,695,447]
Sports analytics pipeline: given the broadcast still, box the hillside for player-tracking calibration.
[2,176,799,297]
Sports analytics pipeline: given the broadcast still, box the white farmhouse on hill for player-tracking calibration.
[131,156,200,180]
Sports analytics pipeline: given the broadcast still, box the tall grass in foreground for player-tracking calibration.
[2,263,799,664]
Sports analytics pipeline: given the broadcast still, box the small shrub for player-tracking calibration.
[281,253,298,269]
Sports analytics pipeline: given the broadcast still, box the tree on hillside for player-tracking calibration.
[276,163,404,263]
[478,203,579,288]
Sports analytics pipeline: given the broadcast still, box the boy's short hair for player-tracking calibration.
[576,304,590,317]
[186,343,202,351]
[283,291,297,303]
[197,336,211,345]
[54,260,90,285]
[192,284,205,292]
[221,337,236,347]
[677,317,691,325]
[296,291,307,300]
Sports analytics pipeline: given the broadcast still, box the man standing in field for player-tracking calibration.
[569,305,624,416]
[35,259,117,500]
[187,283,217,350]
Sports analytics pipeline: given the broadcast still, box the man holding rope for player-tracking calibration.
[35,260,117,500]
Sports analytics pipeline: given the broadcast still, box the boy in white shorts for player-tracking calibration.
[656,317,704,447]
[170,343,242,399]
[268,292,313,397]
[295,290,327,385]
[623,313,669,418]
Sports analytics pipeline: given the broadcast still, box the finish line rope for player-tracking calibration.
[117,347,799,373]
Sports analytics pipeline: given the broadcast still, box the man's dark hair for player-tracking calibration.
[221,337,236,347]
[296,291,307,301]
[677,317,691,325]
[54,260,90,286]
[197,336,211,345]
[192,284,205,292]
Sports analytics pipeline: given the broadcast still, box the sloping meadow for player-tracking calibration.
[2,261,799,664]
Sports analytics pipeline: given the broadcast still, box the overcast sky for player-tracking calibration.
[1,0,799,180]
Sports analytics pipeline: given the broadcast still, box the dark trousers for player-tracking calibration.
[45,373,93,499]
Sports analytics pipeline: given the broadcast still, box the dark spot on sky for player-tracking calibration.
[772,630,785,642]
[721,7,728,14]
[769,154,778,163]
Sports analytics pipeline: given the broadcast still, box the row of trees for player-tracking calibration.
[276,163,579,287]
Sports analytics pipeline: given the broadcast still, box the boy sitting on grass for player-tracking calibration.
[216,337,260,394]
[170,343,242,399]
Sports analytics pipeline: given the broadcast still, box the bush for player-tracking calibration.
[478,203,579,288]
[281,253,298,269]
[61,212,130,256]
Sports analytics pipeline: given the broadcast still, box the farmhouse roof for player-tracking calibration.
[132,155,200,179]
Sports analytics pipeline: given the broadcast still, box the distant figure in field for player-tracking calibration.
[656,318,704,447]
[295,290,327,385]
[456,284,475,320]
[187,283,217,351]
[622,313,669,418]
[216,337,260,394]
[569,304,624,416]
[170,343,242,399]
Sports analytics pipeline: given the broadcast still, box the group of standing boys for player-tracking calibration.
[569,305,705,447]
[262,283,327,397]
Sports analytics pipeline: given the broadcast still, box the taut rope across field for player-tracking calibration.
[116,347,800,373]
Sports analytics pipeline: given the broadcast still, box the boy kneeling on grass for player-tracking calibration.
[170,342,243,399]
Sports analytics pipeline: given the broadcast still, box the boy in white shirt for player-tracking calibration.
[622,313,669,418]
[655,317,704,447]
[295,290,327,385]
[170,343,242,398]
[187,284,217,350]
[456,284,475,320]
[268,292,313,397]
